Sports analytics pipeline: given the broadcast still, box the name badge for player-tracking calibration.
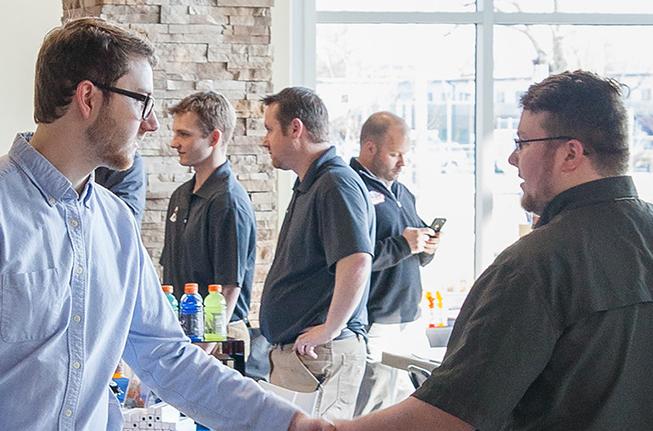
[369,190,385,205]
[169,206,179,222]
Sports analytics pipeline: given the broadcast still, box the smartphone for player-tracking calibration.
[430,217,447,234]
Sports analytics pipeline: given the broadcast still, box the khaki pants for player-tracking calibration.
[227,319,250,360]
[354,320,430,416]
[269,336,366,421]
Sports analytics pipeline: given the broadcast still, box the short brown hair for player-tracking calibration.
[262,87,329,143]
[359,111,408,146]
[168,91,236,143]
[34,17,156,124]
[520,70,629,175]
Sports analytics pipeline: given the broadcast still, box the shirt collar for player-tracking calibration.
[537,176,638,227]
[193,160,232,199]
[294,146,338,193]
[350,157,372,178]
[9,132,93,208]
[349,157,396,192]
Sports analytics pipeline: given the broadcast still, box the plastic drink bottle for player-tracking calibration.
[111,361,129,404]
[204,284,227,342]
[161,285,178,314]
[179,283,204,342]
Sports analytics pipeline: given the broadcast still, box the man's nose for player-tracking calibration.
[141,110,159,133]
[508,149,518,167]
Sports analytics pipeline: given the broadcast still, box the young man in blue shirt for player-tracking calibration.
[0,17,331,431]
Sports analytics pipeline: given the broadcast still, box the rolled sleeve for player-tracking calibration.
[413,263,559,430]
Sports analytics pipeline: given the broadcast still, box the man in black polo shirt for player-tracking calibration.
[160,91,256,357]
[337,71,653,430]
[259,87,375,421]
[351,112,439,416]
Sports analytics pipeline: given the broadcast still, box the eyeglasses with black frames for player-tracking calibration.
[513,136,575,152]
[92,81,155,120]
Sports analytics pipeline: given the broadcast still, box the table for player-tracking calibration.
[193,338,246,375]
[381,347,447,372]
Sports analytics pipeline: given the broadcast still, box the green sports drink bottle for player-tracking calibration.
[204,284,227,342]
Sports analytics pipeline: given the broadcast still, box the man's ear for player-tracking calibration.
[362,140,377,156]
[209,129,223,147]
[289,117,304,139]
[559,138,587,172]
[75,80,100,120]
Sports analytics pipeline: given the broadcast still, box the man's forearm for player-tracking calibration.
[335,397,474,431]
[323,252,371,335]
[222,285,241,323]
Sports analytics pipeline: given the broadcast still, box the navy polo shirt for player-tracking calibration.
[260,147,376,345]
[160,160,256,322]
[350,158,434,324]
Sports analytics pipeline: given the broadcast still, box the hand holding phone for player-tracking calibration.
[429,218,447,236]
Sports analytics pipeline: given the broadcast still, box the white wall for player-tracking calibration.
[0,3,61,155]
[271,0,295,230]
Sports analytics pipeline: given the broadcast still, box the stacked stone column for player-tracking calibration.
[63,0,276,324]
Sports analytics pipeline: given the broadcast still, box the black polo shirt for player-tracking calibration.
[260,147,376,345]
[160,160,256,322]
[350,158,434,324]
[414,176,653,430]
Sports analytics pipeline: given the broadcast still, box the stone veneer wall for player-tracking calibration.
[62,0,277,325]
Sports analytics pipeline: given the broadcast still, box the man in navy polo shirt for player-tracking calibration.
[259,87,376,421]
[351,112,439,415]
[160,91,256,357]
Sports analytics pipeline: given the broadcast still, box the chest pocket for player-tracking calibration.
[1,267,68,342]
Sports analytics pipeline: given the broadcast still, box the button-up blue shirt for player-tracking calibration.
[0,133,296,430]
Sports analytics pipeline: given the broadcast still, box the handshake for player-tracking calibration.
[290,413,356,431]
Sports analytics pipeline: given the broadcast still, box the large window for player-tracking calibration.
[316,24,476,299]
[293,1,653,307]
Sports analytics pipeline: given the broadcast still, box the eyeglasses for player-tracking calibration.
[513,136,575,152]
[92,82,155,120]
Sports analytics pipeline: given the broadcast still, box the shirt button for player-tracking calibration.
[72,361,81,369]
[69,219,79,228]
[73,315,81,323]
[75,266,84,275]
[48,197,56,205]
[64,409,73,417]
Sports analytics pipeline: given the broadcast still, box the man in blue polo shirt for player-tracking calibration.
[160,91,256,358]
[0,17,330,431]
[259,87,376,421]
[351,112,439,415]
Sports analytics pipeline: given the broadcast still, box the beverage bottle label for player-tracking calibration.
[180,311,204,341]
[179,291,204,342]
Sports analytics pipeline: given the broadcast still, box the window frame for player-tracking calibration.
[291,0,653,277]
